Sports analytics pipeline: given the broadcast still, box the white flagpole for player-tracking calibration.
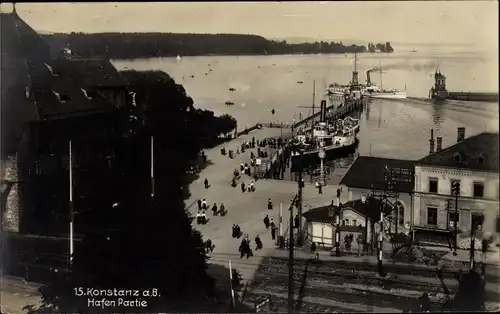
[151,135,155,198]
[69,140,74,265]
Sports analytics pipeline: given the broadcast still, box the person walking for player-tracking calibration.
[211,203,218,216]
[204,178,209,189]
[235,225,241,238]
[311,242,317,255]
[271,226,276,241]
[197,199,202,211]
[232,224,237,238]
[219,203,226,216]
[255,235,263,250]
[263,215,270,229]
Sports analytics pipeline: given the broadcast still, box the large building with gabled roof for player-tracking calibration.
[1,6,131,234]
[413,128,499,243]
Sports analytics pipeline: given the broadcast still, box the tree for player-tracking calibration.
[33,70,236,313]
[385,42,394,53]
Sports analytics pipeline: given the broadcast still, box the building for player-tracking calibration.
[1,7,131,234]
[339,156,416,235]
[413,129,500,245]
[303,197,383,250]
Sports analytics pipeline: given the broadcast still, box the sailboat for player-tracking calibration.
[176,55,182,62]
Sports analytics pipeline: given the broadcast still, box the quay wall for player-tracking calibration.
[447,92,499,102]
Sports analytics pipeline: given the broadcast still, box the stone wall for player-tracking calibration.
[2,155,20,232]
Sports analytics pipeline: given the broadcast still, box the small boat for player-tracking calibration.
[297,81,303,84]
[225,101,235,106]
[229,88,236,92]
[176,55,182,62]
[411,49,417,53]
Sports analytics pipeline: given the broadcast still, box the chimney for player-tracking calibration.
[366,71,371,86]
[457,127,466,142]
[436,136,443,151]
[320,100,327,122]
[429,129,435,154]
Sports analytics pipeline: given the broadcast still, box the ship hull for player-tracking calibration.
[290,138,359,172]
[363,92,407,99]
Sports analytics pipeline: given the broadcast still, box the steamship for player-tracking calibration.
[361,70,407,99]
[325,53,363,100]
[290,101,359,172]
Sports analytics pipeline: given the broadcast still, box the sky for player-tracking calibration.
[1,1,498,48]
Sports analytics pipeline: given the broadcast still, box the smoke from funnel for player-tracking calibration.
[367,61,438,73]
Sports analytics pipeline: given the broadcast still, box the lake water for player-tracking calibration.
[113,50,499,160]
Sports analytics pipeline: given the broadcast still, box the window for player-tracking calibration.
[448,212,459,228]
[427,207,438,226]
[52,91,70,103]
[398,205,405,225]
[428,178,438,193]
[59,94,71,102]
[35,161,41,175]
[450,179,461,195]
[81,88,93,100]
[473,182,484,198]
[352,219,357,226]
[472,213,484,232]
[44,63,60,76]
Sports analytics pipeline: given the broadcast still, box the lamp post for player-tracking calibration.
[452,181,460,256]
[288,194,298,314]
[334,202,341,257]
[318,142,326,186]
[297,151,305,247]
[377,208,385,277]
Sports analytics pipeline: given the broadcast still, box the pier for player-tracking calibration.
[429,68,499,102]
[293,98,364,130]
[447,92,499,102]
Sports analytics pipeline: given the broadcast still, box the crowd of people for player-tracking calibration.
[195,134,291,260]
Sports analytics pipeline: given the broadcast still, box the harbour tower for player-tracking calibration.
[429,66,449,100]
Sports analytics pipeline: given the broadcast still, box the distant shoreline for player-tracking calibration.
[42,32,394,59]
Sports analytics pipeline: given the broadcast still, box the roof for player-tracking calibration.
[302,197,384,223]
[340,156,416,193]
[56,58,129,88]
[1,12,122,155]
[417,132,499,173]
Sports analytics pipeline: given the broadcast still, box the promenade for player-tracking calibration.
[185,127,348,282]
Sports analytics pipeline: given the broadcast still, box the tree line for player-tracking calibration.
[367,42,394,53]
[15,70,238,312]
[42,32,394,59]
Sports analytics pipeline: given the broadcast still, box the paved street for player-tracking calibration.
[186,128,352,284]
